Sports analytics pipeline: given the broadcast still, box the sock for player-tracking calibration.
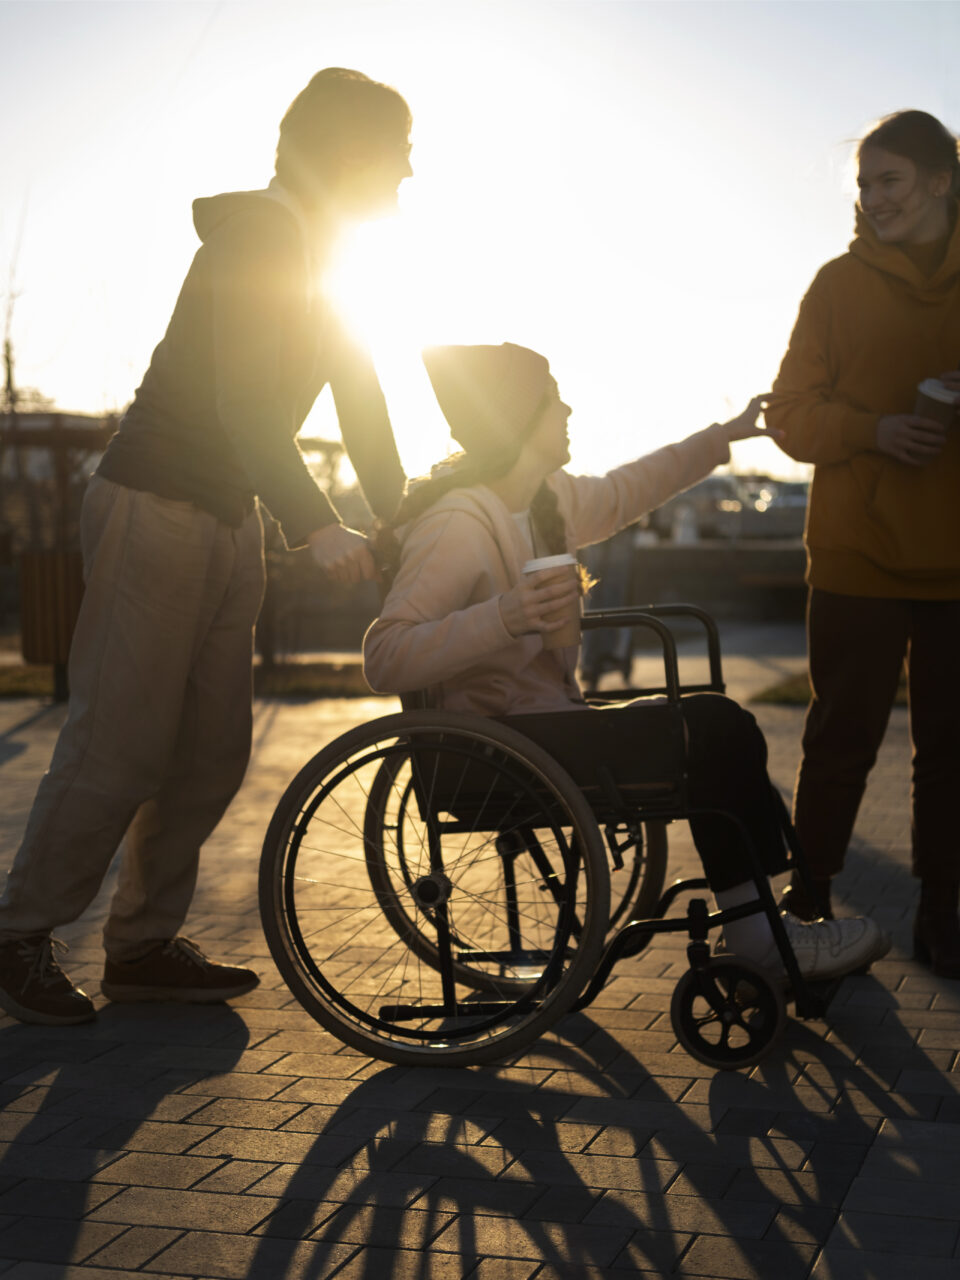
[714,880,776,963]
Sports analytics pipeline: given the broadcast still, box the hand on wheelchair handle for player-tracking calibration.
[499,569,580,639]
[307,524,377,584]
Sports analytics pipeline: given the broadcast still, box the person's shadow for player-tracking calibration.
[0,1001,251,1274]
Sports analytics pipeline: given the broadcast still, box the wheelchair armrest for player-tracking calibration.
[400,602,721,711]
[581,609,681,701]
[581,603,725,696]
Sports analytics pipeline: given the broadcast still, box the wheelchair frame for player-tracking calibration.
[258,605,833,1072]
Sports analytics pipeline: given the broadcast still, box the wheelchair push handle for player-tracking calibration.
[581,609,681,701]
[580,603,724,697]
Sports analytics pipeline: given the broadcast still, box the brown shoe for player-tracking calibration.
[101,937,260,1004]
[0,934,96,1026]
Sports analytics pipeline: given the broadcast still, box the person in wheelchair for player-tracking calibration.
[364,342,891,983]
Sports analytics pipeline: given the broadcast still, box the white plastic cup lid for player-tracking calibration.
[917,378,957,405]
[522,554,578,573]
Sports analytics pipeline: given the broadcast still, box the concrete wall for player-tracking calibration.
[618,541,807,621]
[259,538,808,657]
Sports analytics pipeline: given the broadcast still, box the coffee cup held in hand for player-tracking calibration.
[522,553,581,650]
[914,378,959,428]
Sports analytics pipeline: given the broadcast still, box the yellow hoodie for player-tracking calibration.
[766,204,960,598]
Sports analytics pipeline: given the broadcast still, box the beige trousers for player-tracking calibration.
[0,477,265,959]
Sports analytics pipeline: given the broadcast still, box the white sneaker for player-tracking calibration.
[765,912,891,981]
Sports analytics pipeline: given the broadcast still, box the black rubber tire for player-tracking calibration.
[259,711,611,1066]
[670,956,785,1070]
[605,819,668,936]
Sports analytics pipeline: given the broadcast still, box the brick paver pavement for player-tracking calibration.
[1,628,958,1279]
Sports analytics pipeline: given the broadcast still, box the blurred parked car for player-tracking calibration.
[645,475,743,542]
[739,478,808,540]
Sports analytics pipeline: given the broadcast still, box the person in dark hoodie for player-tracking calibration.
[765,111,960,972]
[0,68,411,1025]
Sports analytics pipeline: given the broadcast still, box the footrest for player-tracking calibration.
[379,1000,533,1022]
[455,949,553,964]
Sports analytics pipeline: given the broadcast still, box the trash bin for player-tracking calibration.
[18,550,84,699]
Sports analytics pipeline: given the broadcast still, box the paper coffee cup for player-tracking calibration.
[522,553,581,650]
[914,378,959,428]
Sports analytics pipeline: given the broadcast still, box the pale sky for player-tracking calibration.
[2,0,958,482]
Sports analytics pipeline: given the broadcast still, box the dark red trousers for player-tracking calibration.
[793,589,960,882]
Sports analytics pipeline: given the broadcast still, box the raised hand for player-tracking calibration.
[717,394,782,444]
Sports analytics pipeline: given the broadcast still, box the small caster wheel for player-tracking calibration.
[670,956,786,1070]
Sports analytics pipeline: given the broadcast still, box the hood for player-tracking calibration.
[849,199,960,298]
[399,483,501,544]
[192,182,304,243]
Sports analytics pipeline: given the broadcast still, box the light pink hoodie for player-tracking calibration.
[363,426,731,715]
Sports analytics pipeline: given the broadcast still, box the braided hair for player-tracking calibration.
[373,450,593,593]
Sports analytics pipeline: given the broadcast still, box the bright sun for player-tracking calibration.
[320,220,454,480]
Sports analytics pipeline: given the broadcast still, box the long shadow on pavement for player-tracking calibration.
[233,976,959,1280]
[0,1002,250,1274]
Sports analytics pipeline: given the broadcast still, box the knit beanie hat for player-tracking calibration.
[422,343,552,467]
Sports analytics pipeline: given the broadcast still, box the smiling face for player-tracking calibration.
[857,145,952,245]
[524,380,572,475]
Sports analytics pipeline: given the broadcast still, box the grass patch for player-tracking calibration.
[751,670,907,706]
[253,660,382,699]
[0,664,60,698]
[0,659,385,700]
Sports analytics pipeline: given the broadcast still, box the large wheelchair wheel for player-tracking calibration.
[259,711,611,1066]
[365,764,668,983]
[363,751,537,995]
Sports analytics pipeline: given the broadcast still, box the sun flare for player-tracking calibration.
[319,220,454,480]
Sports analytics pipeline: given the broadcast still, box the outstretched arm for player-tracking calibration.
[558,395,773,550]
[210,206,406,581]
[327,326,406,522]
[310,330,408,583]
[210,206,341,548]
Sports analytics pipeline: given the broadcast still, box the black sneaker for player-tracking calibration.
[0,934,96,1025]
[101,937,260,1004]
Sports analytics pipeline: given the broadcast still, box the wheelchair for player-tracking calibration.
[258,605,832,1072]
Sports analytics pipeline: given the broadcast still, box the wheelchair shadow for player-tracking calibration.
[245,1042,686,1277]
[241,974,959,1279]
[702,979,960,1272]
[0,1004,251,1275]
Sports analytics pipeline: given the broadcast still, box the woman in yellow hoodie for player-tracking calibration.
[766,111,960,974]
